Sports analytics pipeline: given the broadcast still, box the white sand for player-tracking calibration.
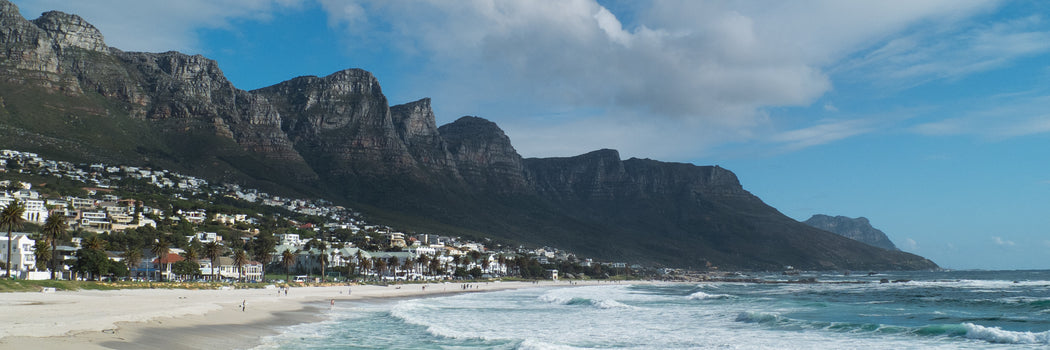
[0,280,591,349]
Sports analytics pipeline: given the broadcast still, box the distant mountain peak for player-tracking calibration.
[804,214,899,251]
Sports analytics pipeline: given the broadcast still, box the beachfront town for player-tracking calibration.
[0,149,637,283]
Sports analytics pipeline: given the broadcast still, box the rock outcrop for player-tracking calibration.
[254,69,415,178]
[804,215,900,251]
[32,11,107,53]
[440,116,529,193]
[390,98,458,174]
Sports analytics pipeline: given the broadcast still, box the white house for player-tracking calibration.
[0,197,49,223]
[189,231,221,244]
[201,257,263,282]
[0,234,36,274]
[22,199,48,223]
[278,233,303,247]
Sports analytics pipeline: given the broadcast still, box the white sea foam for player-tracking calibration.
[517,339,592,350]
[537,294,633,309]
[687,291,732,300]
[963,323,1050,344]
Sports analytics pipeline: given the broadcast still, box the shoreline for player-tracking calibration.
[0,280,606,350]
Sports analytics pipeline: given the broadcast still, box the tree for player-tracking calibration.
[181,243,200,262]
[41,213,68,279]
[375,257,387,278]
[252,234,276,280]
[203,241,225,281]
[281,249,296,282]
[316,241,329,282]
[71,248,112,281]
[184,237,202,262]
[84,235,107,251]
[122,247,142,278]
[150,239,170,281]
[1,200,25,278]
[172,259,201,279]
[33,240,50,272]
[234,249,248,282]
[417,254,430,276]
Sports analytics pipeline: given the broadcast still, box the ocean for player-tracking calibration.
[255,270,1050,349]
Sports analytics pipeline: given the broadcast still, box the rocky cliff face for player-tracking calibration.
[254,69,415,178]
[32,11,107,53]
[0,1,937,270]
[804,215,900,251]
[439,116,529,193]
[390,98,458,174]
[0,1,73,92]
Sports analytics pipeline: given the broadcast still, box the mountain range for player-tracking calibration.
[0,1,937,270]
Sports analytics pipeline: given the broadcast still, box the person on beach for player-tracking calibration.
[241,300,246,312]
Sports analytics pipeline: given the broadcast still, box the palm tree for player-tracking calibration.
[315,240,329,282]
[204,242,224,281]
[375,258,387,279]
[402,257,414,278]
[122,247,142,279]
[150,239,170,282]
[33,240,50,272]
[251,241,274,282]
[417,254,430,276]
[1,200,26,278]
[234,249,248,282]
[359,255,373,279]
[319,233,328,282]
[281,249,296,282]
[354,250,365,275]
[84,235,106,251]
[181,243,200,262]
[41,213,67,280]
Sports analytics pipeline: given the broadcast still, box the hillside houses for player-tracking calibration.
[0,149,600,282]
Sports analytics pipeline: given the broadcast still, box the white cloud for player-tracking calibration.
[911,93,1050,139]
[767,119,873,152]
[836,13,1050,88]
[11,0,304,53]
[316,0,998,159]
[993,236,1016,246]
[903,238,919,251]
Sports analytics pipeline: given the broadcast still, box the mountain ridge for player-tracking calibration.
[803,214,900,251]
[0,1,936,270]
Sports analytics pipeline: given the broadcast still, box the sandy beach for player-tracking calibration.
[0,280,583,350]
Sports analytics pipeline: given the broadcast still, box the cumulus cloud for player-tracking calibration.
[12,0,304,53]
[315,0,1000,158]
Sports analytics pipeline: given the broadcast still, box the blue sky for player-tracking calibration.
[12,0,1050,270]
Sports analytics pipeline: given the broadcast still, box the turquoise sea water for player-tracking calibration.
[255,271,1050,349]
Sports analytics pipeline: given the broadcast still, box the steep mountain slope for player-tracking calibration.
[804,215,900,251]
[0,1,936,270]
